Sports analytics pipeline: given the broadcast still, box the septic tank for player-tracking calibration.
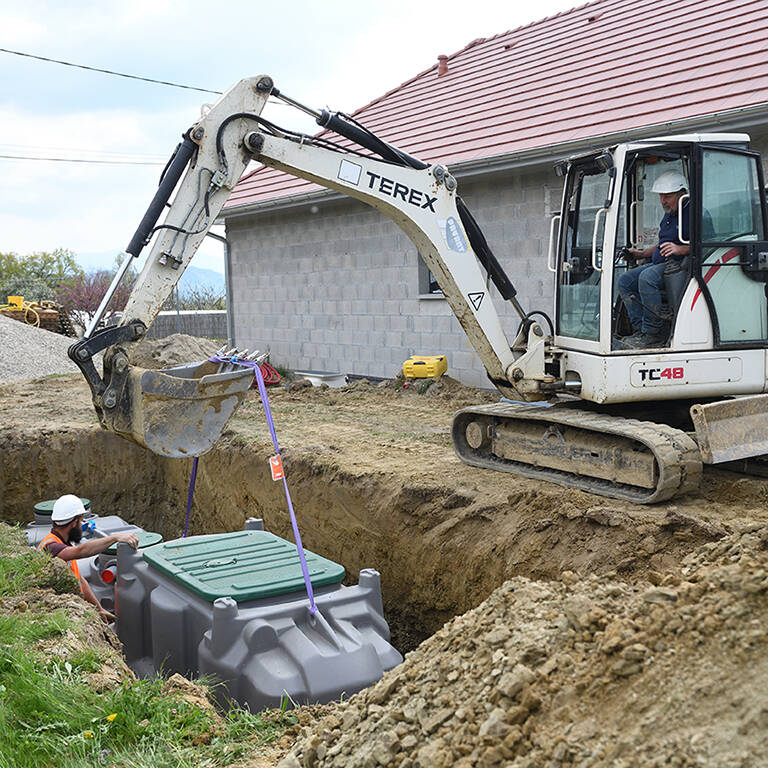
[115,521,402,710]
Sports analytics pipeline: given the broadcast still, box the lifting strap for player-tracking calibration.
[252,363,317,616]
[198,355,317,615]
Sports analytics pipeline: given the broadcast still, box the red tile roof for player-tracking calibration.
[225,0,768,211]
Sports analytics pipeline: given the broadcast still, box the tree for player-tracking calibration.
[0,249,82,302]
[56,268,136,325]
[162,284,226,311]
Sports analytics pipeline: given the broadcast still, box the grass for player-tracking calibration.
[0,524,296,768]
[0,525,79,596]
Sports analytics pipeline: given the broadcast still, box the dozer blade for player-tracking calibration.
[104,360,254,458]
[690,394,768,464]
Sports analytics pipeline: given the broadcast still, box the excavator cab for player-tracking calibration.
[552,135,768,361]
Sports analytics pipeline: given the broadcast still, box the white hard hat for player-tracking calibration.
[51,494,86,524]
[651,170,687,194]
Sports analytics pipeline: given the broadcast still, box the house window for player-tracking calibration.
[418,254,443,297]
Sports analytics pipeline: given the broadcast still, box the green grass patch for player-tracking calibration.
[0,524,296,768]
[0,610,68,647]
[0,523,78,596]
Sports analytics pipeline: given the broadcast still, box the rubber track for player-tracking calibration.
[452,403,703,504]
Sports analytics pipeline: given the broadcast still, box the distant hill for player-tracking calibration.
[177,266,225,294]
[75,251,225,295]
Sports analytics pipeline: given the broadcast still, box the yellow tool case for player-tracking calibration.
[402,355,447,379]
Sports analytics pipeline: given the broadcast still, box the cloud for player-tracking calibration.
[1,0,577,270]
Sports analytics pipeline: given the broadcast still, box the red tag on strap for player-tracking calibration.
[269,454,284,481]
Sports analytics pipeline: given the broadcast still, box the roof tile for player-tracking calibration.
[225,0,768,211]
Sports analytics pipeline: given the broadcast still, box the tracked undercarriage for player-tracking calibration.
[453,403,705,504]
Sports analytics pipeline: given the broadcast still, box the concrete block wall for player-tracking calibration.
[147,310,227,340]
[226,164,557,388]
[225,132,768,387]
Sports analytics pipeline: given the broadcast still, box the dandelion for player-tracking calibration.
[106,713,117,722]
[84,730,94,738]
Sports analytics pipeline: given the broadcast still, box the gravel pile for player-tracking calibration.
[279,525,768,768]
[0,318,218,384]
[0,315,83,383]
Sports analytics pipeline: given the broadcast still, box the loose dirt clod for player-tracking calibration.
[131,333,222,369]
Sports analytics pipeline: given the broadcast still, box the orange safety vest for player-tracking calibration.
[39,531,83,591]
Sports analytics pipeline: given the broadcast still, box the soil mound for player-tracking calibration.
[131,334,221,369]
[280,525,768,768]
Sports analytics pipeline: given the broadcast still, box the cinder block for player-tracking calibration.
[357,315,374,331]
[384,331,402,348]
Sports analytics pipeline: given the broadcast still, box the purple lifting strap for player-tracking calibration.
[208,356,317,615]
[182,456,199,538]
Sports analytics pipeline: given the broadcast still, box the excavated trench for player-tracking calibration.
[0,416,750,654]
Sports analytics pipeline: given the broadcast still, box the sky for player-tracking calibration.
[1,0,581,274]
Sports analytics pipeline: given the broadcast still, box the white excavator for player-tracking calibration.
[69,75,768,503]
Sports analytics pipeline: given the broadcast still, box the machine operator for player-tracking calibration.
[616,170,713,349]
[39,494,139,623]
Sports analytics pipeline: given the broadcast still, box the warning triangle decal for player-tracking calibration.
[468,292,485,311]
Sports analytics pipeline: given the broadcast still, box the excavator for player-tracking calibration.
[69,75,768,504]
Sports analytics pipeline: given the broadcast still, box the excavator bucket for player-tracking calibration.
[690,394,768,464]
[114,360,254,458]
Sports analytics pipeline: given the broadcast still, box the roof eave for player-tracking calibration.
[219,101,768,221]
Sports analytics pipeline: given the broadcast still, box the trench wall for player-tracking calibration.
[0,428,185,537]
[1,425,727,650]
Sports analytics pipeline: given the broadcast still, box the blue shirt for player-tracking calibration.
[651,199,714,264]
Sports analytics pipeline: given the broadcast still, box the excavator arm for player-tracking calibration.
[69,75,551,458]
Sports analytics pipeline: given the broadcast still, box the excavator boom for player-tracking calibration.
[69,76,549,458]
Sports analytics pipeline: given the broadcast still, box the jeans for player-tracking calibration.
[617,261,666,334]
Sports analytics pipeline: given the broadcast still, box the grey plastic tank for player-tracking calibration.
[115,520,402,710]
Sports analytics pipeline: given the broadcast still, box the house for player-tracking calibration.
[220,0,768,387]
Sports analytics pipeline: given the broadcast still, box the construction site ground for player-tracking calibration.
[2,332,768,767]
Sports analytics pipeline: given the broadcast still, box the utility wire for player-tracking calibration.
[0,142,166,159]
[0,47,223,95]
[0,153,163,165]
[0,47,297,108]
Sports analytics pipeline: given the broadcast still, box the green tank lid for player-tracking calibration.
[105,531,163,556]
[34,498,91,515]
[142,530,345,603]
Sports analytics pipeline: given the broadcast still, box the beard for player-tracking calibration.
[67,525,83,544]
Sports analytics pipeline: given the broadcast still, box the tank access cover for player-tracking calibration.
[105,531,163,556]
[142,530,345,602]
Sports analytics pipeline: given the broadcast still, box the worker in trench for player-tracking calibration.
[38,494,138,623]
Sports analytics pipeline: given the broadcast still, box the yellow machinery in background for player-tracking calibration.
[403,355,448,379]
[1,296,76,336]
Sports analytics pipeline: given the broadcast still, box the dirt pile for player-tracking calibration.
[0,314,84,383]
[279,525,768,768]
[388,374,499,410]
[132,333,222,369]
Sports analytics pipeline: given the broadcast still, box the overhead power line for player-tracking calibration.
[0,143,166,161]
[0,47,223,95]
[0,153,163,165]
